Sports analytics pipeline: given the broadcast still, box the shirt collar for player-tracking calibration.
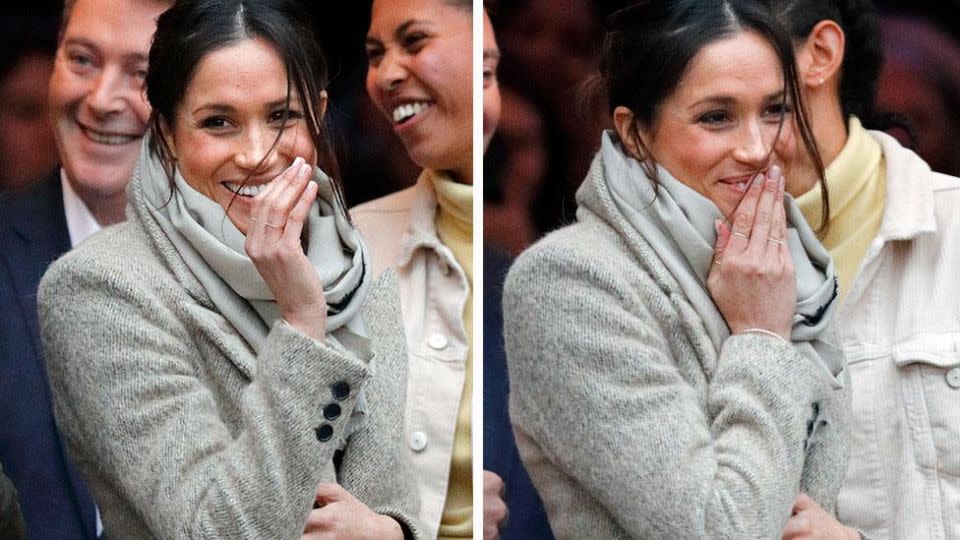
[868,129,938,242]
[60,168,102,247]
[393,169,464,273]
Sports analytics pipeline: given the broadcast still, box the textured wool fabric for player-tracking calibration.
[601,132,842,379]
[38,162,422,538]
[796,117,885,304]
[504,149,851,539]
[433,176,473,538]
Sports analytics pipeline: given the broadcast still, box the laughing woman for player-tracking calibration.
[38,0,420,537]
[503,1,850,538]
[351,0,481,538]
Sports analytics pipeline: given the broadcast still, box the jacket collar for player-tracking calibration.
[0,171,72,358]
[870,130,938,242]
[394,169,459,272]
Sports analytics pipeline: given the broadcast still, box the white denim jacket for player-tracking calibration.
[351,171,469,539]
[836,131,960,540]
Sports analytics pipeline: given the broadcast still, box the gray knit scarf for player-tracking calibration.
[134,138,372,362]
[598,131,842,382]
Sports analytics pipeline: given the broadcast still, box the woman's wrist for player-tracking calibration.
[279,309,327,342]
[736,327,791,343]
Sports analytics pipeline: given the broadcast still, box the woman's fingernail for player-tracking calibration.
[299,162,312,177]
[752,173,764,187]
[769,164,782,180]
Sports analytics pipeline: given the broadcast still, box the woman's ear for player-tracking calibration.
[613,106,645,159]
[795,20,845,89]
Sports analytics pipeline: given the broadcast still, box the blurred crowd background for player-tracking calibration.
[484,0,960,256]
[0,0,419,207]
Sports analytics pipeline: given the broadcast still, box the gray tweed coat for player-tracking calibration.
[503,155,851,539]
[38,182,421,538]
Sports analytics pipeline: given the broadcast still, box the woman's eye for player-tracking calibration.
[402,33,428,52]
[200,116,231,129]
[365,46,384,66]
[764,102,791,119]
[483,64,498,84]
[270,109,302,124]
[698,111,731,125]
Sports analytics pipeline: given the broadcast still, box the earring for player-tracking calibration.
[818,77,825,86]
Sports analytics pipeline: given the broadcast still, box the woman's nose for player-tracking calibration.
[732,120,770,165]
[233,126,276,171]
[373,49,407,93]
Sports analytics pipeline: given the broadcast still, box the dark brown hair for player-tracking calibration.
[145,0,348,218]
[600,0,829,230]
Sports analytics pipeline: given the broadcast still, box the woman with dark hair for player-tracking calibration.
[37,0,420,537]
[352,0,478,537]
[764,1,960,538]
[503,1,850,537]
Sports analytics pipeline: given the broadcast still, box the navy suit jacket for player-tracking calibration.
[483,246,553,540]
[0,172,98,539]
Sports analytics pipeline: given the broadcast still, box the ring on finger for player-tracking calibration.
[766,237,785,245]
[732,232,749,239]
[264,222,283,229]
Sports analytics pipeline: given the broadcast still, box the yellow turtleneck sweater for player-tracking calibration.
[433,176,473,539]
[796,117,886,304]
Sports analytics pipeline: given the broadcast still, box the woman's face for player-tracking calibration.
[365,0,473,182]
[165,37,318,235]
[623,31,797,218]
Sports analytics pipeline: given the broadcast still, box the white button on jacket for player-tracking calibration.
[351,171,470,539]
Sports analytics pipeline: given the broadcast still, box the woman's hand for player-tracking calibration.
[782,493,860,540]
[245,156,327,341]
[483,470,508,539]
[300,483,404,540]
[708,166,795,340]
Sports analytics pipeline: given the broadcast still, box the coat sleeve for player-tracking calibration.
[503,239,825,539]
[337,271,423,538]
[38,254,394,539]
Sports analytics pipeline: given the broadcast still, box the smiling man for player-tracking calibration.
[0,0,169,537]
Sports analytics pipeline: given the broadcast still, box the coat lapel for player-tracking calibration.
[0,173,72,358]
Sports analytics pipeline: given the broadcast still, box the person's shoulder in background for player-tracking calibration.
[483,245,554,540]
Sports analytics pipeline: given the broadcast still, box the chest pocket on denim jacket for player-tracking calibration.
[892,334,960,477]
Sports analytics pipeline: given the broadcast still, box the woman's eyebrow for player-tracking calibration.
[365,19,427,47]
[689,89,787,109]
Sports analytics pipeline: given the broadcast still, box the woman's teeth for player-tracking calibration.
[392,102,431,124]
[223,181,270,197]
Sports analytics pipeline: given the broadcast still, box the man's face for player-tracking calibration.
[0,52,58,190]
[48,0,166,201]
